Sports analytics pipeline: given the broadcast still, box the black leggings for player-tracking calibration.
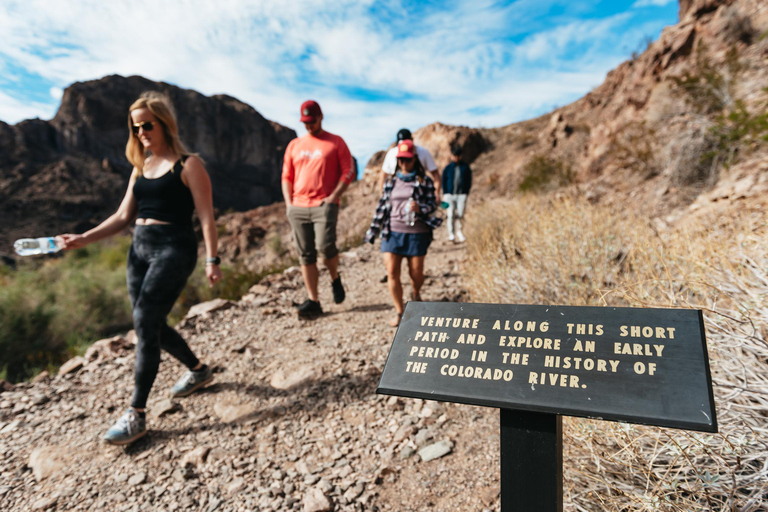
[127,224,199,409]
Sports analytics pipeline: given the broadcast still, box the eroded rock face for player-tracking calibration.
[0,75,296,256]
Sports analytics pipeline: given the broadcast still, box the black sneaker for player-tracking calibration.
[297,299,323,318]
[332,276,345,304]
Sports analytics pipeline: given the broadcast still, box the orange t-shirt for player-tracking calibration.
[282,131,354,207]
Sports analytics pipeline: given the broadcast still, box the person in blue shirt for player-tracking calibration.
[441,145,472,242]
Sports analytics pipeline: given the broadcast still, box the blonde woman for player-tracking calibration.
[58,92,221,444]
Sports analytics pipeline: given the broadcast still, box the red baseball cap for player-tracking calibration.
[300,100,322,122]
[396,139,416,159]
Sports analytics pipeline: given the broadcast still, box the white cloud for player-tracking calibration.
[0,90,57,124]
[632,0,676,7]
[0,0,677,168]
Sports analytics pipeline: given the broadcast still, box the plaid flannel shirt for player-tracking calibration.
[365,175,443,243]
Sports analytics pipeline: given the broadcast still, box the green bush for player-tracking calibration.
[0,237,133,382]
[1,234,296,382]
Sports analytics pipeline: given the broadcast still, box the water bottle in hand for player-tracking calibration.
[14,237,62,256]
[406,201,416,226]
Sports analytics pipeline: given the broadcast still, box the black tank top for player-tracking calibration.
[133,158,195,225]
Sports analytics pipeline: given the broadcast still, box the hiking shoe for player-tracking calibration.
[332,276,345,304]
[104,409,147,445]
[171,365,213,398]
[297,299,323,318]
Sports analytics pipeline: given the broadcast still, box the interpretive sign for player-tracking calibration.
[377,302,717,432]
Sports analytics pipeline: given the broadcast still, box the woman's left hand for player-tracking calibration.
[206,265,223,287]
[408,200,419,213]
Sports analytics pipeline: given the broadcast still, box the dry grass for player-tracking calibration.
[465,194,768,511]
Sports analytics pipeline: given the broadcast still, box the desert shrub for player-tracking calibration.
[0,237,133,381]
[518,154,574,193]
[465,196,768,510]
[708,98,768,167]
[670,44,738,114]
[661,126,719,186]
[610,122,659,178]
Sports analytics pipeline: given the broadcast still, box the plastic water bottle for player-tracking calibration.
[14,237,62,256]
[406,201,416,226]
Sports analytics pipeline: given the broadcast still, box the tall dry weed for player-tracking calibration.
[465,195,768,511]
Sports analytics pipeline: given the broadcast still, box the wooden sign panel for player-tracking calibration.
[377,302,717,432]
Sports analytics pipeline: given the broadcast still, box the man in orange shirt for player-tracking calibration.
[282,100,355,317]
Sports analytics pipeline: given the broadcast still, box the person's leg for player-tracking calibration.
[407,255,426,301]
[323,254,339,281]
[301,263,320,302]
[287,206,320,303]
[316,202,344,303]
[455,194,467,242]
[384,252,404,325]
[130,229,198,410]
[444,193,456,241]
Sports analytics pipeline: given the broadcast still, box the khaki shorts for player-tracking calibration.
[287,203,339,265]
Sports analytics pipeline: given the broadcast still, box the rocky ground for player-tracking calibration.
[0,235,505,512]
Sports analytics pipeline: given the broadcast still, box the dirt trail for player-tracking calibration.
[0,235,504,512]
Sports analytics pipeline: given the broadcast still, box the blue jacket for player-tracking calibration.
[441,161,472,195]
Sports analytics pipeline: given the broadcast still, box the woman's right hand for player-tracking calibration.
[57,234,88,250]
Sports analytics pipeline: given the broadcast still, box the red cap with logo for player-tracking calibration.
[300,100,322,122]
[396,139,416,159]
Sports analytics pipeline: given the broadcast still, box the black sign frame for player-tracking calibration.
[377,301,717,433]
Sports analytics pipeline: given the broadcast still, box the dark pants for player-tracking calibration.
[127,224,199,409]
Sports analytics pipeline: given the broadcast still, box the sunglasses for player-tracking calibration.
[131,121,156,135]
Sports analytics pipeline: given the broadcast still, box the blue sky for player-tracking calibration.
[0,0,678,171]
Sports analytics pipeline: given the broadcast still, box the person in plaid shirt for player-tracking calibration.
[365,140,442,326]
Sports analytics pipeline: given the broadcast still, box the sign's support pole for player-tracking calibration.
[500,409,563,512]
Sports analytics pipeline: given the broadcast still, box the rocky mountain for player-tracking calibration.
[0,75,296,257]
[360,0,767,226]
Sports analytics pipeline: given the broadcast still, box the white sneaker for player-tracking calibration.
[448,234,455,242]
[456,231,466,243]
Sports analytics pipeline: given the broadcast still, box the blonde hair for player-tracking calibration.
[125,91,192,174]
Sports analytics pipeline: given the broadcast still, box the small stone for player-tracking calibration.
[481,485,500,506]
[393,425,415,443]
[399,445,415,460]
[128,471,146,486]
[29,447,67,481]
[343,483,364,502]
[270,366,320,390]
[295,460,312,474]
[31,496,57,510]
[185,299,235,319]
[302,488,332,512]
[213,401,257,423]
[418,440,453,462]
[58,357,86,376]
[31,371,50,384]
[227,477,246,494]
[181,446,210,467]
[316,479,334,494]
[304,475,320,485]
[0,380,14,392]
[31,394,49,406]
[153,398,181,418]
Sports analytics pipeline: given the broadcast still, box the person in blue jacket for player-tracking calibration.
[441,145,472,242]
